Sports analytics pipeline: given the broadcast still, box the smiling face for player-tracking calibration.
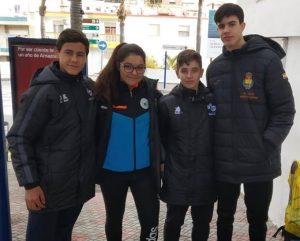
[57,42,87,76]
[217,15,246,51]
[176,60,203,91]
[119,54,145,87]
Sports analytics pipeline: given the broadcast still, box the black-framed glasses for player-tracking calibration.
[120,63,146,74]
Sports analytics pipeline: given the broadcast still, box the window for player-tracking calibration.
[14,4,20,14]
[148,24,160,37]
[104,22,117,41]
[178,25,190,37]
[53,20,65,33]
[104,23,116,34]
[146,0,162,4]
[54,24,64,33]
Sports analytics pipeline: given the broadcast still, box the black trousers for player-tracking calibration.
[26,204,83,241]
[164,203,214,241]
[217,181,273,241]
[100,168,160,241]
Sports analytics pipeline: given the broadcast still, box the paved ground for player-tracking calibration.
[6,161,284,241]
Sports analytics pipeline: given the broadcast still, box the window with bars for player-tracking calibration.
[105,26,116,35]
[178,25,190,37]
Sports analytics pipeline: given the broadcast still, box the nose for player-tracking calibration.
[71,54,78,62]
[223,24,230,33]
[131,68,139,75]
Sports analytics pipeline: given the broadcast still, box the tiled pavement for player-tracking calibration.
[6,161,283,241]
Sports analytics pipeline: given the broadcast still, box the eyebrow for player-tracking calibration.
[218,20,238,26]
[123,63,145,66]
[63,49,86,54]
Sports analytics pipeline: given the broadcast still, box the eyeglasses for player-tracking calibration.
[120,63,146,74]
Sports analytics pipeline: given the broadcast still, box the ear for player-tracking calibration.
[199,68,204,78]
[241,22,246,31]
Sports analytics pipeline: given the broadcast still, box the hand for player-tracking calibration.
[25,186,46,211]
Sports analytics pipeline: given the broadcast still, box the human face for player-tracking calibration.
[176,60,203,91]
[57,42,87,76]
[119,54,145,87]
[217,15,246,51]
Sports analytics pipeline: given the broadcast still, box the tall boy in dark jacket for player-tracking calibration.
[206,3,295,241]
[7,29,96,241]
[158,49,216,241]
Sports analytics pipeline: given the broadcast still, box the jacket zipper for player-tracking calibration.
[72,80,83,194]
[130,89,137,171]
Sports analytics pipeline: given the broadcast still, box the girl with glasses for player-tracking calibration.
[94,43,162,241]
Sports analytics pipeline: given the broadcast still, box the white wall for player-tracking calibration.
[238,0,300,227]
[124,15,198,66]
[239,0,300,37]
[270,37,300,225]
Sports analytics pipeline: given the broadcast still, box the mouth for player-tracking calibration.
[222,36,232,41]
[184,81,196,85]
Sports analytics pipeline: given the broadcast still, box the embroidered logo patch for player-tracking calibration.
[140,98,149,109]
[243,72,254,90]
[282,72,288,80]
[59,94,69,103]
[100,105,108,110]
[112,105,127,110]
[174,106,183,115]
[207,103,216,116]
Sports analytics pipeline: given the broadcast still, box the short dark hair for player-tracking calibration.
[214,3,244,24]
[176,49,202,70]
[56,28,89,55]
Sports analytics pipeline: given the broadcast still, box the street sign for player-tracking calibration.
[82,25,99,31]
[208,10,219,38]
[207,10,222,58]
[89,39,98,45]
[98,40,107,51]
[162,44,187,50]
[82,18,99,24]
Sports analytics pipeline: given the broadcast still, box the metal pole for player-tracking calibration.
[163,51,167,89]
[0,71,12,241]
[101,51,103,70]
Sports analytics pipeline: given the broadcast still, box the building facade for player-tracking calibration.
[238,0,300,228]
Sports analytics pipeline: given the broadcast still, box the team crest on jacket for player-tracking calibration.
[207,103,216,116]
[140,98,149,109]
[243,72,254,90]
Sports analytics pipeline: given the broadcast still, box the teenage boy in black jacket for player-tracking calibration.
[159,49,216,241]
[206,3,295,241]
[7,29,96,241]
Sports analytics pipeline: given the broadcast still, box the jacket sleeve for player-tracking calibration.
[263,56,296,148]
[158,98,170,162]
[7,85,51,187]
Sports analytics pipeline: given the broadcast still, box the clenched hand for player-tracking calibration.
[25,186,46,211]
